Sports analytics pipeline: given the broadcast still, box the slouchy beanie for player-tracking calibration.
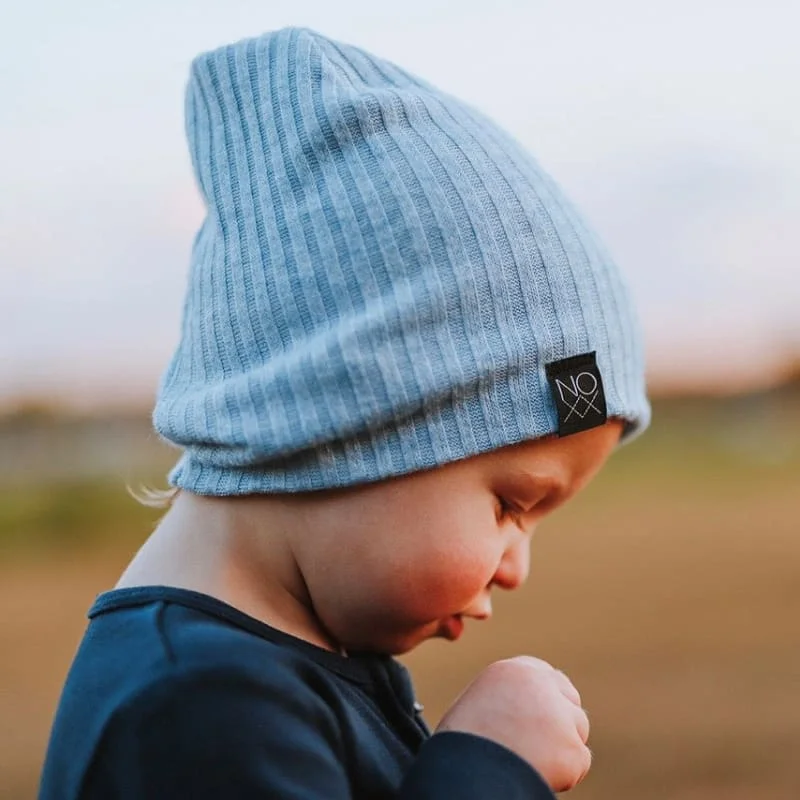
[153,27,650,495]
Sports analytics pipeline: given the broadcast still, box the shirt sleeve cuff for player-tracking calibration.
[400,730,555,799]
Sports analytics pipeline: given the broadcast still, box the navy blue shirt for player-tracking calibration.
[40,586,554,799]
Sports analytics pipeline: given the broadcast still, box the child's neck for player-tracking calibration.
[116,492,345,655]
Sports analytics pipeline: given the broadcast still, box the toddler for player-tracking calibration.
[40,27,649,799]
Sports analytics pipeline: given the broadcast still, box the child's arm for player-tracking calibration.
[72,663,557,799]
[401,731,557,798]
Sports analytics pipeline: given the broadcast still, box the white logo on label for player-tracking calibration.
[555,371,602,422]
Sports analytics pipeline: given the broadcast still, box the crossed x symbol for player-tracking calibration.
[563,390,602,422]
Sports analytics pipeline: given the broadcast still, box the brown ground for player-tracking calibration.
[2,439,799,799]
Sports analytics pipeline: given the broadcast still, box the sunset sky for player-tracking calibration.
[2,0,798,407]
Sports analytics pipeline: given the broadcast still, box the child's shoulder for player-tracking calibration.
[84,585,359,690]
[41,587,367,799]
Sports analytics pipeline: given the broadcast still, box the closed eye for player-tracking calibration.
[496,497,526,527]
[496,490,565,530]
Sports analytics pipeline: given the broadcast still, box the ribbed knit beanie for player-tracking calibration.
[153,27,650,495]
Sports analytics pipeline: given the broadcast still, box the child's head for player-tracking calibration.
[151,28,649,653]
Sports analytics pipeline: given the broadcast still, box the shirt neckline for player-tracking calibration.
[89,584,392,685]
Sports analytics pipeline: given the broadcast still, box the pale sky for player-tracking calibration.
[2,0,799,406]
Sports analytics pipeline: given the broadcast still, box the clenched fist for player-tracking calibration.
[435,656,591,793]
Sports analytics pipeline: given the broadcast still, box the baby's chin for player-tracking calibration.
[343,619,453,656]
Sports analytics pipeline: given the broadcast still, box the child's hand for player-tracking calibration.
[435,656,591,793]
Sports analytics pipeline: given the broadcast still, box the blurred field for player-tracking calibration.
[1,390,799,799]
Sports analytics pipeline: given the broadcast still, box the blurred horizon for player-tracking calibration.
[2,354,799,417]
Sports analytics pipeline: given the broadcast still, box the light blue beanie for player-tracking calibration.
[153,27,650,495]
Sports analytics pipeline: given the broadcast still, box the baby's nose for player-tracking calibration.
[492,535,531,591]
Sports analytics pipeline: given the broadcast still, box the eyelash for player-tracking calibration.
[497,497,522,521]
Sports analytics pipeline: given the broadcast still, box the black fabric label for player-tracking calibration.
[545,352,608,437]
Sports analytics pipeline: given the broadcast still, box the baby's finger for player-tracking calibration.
[573,704,591,744]
[576,743,593,786]
[509,655,555,672]
[552,742,593,793]
[552,668,582,707]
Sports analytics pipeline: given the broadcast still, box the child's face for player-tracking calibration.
[290,420,624,656]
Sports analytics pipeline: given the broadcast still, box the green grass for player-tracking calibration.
[0,479,163,555]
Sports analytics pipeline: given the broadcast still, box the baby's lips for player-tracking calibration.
[440,615,465,641]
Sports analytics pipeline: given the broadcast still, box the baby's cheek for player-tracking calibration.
[399,547,495,619]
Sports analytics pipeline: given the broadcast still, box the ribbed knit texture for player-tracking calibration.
[153,27,650,495]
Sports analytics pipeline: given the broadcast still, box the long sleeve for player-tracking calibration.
[401,731,555,800]
[75,669,552,800]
